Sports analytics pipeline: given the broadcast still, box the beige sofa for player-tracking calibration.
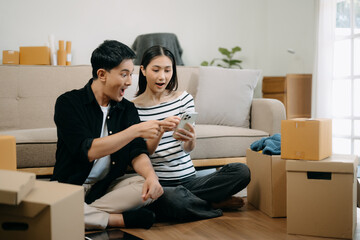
[0,65,286,176]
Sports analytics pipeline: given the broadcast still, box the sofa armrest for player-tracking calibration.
[250,98,286,135]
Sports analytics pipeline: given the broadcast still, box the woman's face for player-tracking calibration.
[141,55,173,94]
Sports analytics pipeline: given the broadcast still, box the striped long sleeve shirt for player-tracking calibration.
[136,91,196,181]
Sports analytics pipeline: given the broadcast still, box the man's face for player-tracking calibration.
[103,59,134,103]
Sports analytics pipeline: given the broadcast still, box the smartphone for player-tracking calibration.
[176,112,198,131]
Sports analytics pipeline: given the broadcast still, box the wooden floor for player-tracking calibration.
[119,198,360,240]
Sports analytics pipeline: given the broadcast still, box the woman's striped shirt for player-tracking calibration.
[136,91,196,181]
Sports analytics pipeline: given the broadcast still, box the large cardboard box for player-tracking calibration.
[0,170,35,205]
[286,154,358,239]
[281,118,332,160]
[2,50,19,64]
[0,180,84,240]
[19,46,50,65]
[0,135,17,171]
[246,149,286,217]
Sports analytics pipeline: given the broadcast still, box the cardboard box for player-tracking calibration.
[2,50,19,64]
[286,154,358,239]
[281,118,332,160]
[19,46,50,65]
[0,180,84,240]
[246,149,286,217]
[0,170,35,205]
[0,135,17,171]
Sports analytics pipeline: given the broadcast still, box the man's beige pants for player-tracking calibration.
[84,175,153,229]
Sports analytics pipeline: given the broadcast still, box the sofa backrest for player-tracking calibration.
[0,65,199,131]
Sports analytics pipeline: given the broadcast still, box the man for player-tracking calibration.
[51,40,167,229]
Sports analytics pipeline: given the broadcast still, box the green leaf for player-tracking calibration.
[222,58,230,63]
[231,46,241,53]
[201,61,209,66]
[210,59,215,65]
[229,59,242,64]
[218,48,231,58]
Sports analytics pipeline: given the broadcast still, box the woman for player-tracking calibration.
[133,46,250,220]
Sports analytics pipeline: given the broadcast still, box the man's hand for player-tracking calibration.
[135,120,162,139]
[141,174,163,201]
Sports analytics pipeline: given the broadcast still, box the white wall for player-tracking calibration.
[0,0,316,97]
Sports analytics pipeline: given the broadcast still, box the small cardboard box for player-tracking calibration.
[286,155,358,239]
[0,135,17,171]
[246,149,286,217]
[281,118,332,160]
[0,180,84,240]
[0,170,35,205]
[2,50,19,64]
[19,46,50,65]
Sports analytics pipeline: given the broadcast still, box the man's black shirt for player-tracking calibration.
[51,78,148,203]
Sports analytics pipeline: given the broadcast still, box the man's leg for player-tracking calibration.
[183,163,251,203]
[84,203,109,230]
[85,175,155,229]
[90,175,153,213]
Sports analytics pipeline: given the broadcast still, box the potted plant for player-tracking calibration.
[201,46,243,69]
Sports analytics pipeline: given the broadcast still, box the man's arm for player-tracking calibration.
[145,116,180,155]
[131,153,163,201]
[87,120,162,162]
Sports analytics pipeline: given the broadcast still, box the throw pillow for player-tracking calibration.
[195,67,261,128]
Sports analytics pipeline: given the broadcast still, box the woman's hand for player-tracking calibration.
[173,123,196,142]
[160,116,181,132]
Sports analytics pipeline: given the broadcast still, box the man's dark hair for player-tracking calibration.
[91,40,136,79]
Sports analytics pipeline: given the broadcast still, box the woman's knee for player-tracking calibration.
[223,163,250,175]
[222,163,251,185]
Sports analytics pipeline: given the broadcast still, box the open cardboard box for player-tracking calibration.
[0,180,84,240]
[0,170,35,205]
[246,149,286,217]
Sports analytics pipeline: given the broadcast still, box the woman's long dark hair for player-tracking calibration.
[136,45,178,96]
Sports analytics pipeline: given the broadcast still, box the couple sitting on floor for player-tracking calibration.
[51,40,250,229]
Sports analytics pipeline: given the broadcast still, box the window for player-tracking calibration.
[332,0,360,155]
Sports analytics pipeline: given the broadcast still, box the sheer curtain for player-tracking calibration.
[313,0,336,119]
[314,0,360,156]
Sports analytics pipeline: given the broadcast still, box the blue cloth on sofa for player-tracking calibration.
[250,133,281,155]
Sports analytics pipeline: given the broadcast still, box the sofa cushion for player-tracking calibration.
[0,128,57,144]
[0,128,57,168]
[16,143,56,168]
[190,124,268,159]
[195,67,261,128]
[0,65,91,131]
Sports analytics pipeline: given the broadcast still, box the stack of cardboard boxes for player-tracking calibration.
[247,118,358,239]
[0,135,84,239]
[3,47,51,65]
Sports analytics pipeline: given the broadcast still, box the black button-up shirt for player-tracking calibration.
[51,78,148,203]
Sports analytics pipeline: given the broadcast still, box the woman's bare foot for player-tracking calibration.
[211,196,245,210]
